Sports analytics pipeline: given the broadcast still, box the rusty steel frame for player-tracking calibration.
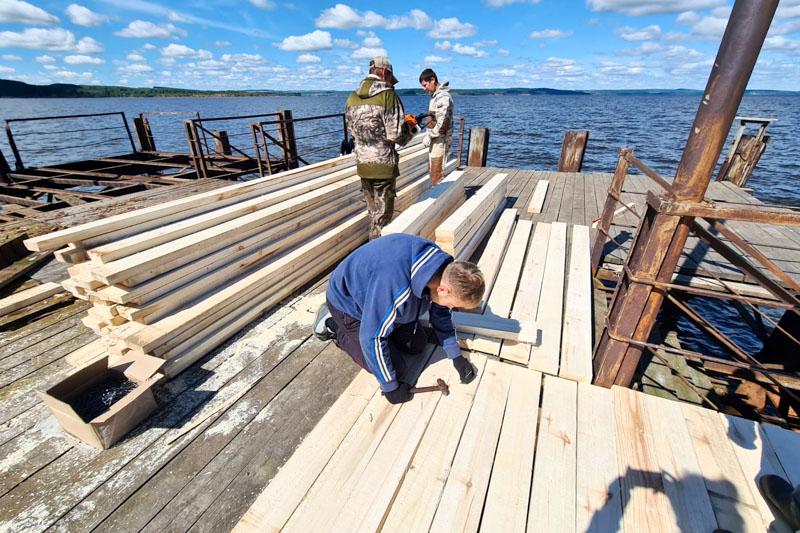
[593,0,779,388]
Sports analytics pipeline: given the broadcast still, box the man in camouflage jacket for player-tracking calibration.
[419,68,454,186]
[345,56,412,240]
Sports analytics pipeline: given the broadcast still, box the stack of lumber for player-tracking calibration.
[434,172,508,260]
[381,170,466,239]
[25,142,449,377]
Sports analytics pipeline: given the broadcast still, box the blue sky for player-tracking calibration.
[1,0,799,91]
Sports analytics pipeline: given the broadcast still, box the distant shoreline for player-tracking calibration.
[1,79,798,98]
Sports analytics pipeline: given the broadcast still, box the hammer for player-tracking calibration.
[410,378,449,396]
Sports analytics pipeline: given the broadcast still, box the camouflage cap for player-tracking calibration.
[369,56,398,85]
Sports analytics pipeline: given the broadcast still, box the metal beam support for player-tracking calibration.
[593,0,779,388]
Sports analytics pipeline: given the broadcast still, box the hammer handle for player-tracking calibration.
[409,386,441,394]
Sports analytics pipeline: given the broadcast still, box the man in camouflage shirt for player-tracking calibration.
[345,56,412,240]
[419,68,454,186]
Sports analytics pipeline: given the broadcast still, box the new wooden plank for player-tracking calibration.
[435,172,508,251]
[528,221,567,374]
[527,375,577,533]
[559,225,593,382]
[443,312,537,343]
[381,353,487,532]
[576,383,623,533]
[527,179,549,214]
[720,414,795,533]
[279,387,404,531]
[681,402,765,532]
[643,392,719,533]
[469,208,517,314]
[612,385,675,533]
[382,169,465,237]
[500,221,550,364]
[430,358,513,533]
[481,367,542,533]
[471,220,533,356]
[761,423,800,486]
[455,198,506,262]
[327,353,458,532]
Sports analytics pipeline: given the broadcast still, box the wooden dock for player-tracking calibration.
[1,164,799,532]
[235,352,800,533]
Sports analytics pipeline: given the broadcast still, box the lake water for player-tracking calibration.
[1,93,798,358]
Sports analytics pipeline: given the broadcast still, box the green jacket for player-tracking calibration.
[345,76,412,179]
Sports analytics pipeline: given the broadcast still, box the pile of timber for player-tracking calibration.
[24,140,452,377]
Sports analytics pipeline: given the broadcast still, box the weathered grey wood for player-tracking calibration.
[467,128,490,167]
[558,131,589,172]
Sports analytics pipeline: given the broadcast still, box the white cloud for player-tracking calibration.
[427,18,477,39]
[360,31,382,48]
[127,52,146,62]
[2,54,21,60]
[662,45,704,61]
[599,61,644,75]
[763,36,800,55]
[452,43,488,57]
[529,29,573,39]
[0,0,59,26]
[474,40,498,47]
[615,42,663,56]
[337,64,361,74]
[315,5,432,31]
[539,56,585,77]
[142,43,156,50]
[214,41,231,47]
[64,54,105,64]
[161,43,212,59]
[117,63,153,74]
[676,11,700,25]
[52,69,97,82]
[616,25,661,41]
[250,0,277,10]
[497,49,510,56]
[484,69,515,76]
[115,20,187,39]
[0,28,103,53]
[275,30,332,51]
[351,46,386,60]
[167,11,192,23]
[334,38,358,49]
[297,53,321,63]
[315,4,384,29]
[434,41,453,52]
[43,64,58,69]
[65,4,108,27]
[587,0,727,16]
[385,9,432,30]
[0,66,14,74]
[35,54,55,62]
[424,55,452,63]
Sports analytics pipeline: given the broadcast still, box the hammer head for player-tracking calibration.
[437,378,449,396]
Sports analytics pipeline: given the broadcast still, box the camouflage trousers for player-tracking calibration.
[428,136,452,186]
[361,177,396,240]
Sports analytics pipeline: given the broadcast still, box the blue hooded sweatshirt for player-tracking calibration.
[327,234,462,392]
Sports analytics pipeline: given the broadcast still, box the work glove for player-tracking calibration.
[384,382,413,404]
[422,134,431,147]
[452,356,476,384]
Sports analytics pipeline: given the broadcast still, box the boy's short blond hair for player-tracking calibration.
[443,261,485,307]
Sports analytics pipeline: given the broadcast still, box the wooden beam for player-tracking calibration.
[558,130,589,172]
[527,179,549,214]
[0,282,63,316]
[468,208,517,314]
[559,225,593,383]
[382,169,465,237]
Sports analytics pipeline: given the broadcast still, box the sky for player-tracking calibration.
[0,0,799,91]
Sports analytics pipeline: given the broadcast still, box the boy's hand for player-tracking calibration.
[452,356,475,384]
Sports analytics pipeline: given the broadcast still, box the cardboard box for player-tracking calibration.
[38,354,164,449]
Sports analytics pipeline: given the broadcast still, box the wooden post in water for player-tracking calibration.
[0,146,11,184]
[558,130,589,172]
[212,130,231,156]
[276,110,299,170]
[467,128,489,166]
[132,117,156,151]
